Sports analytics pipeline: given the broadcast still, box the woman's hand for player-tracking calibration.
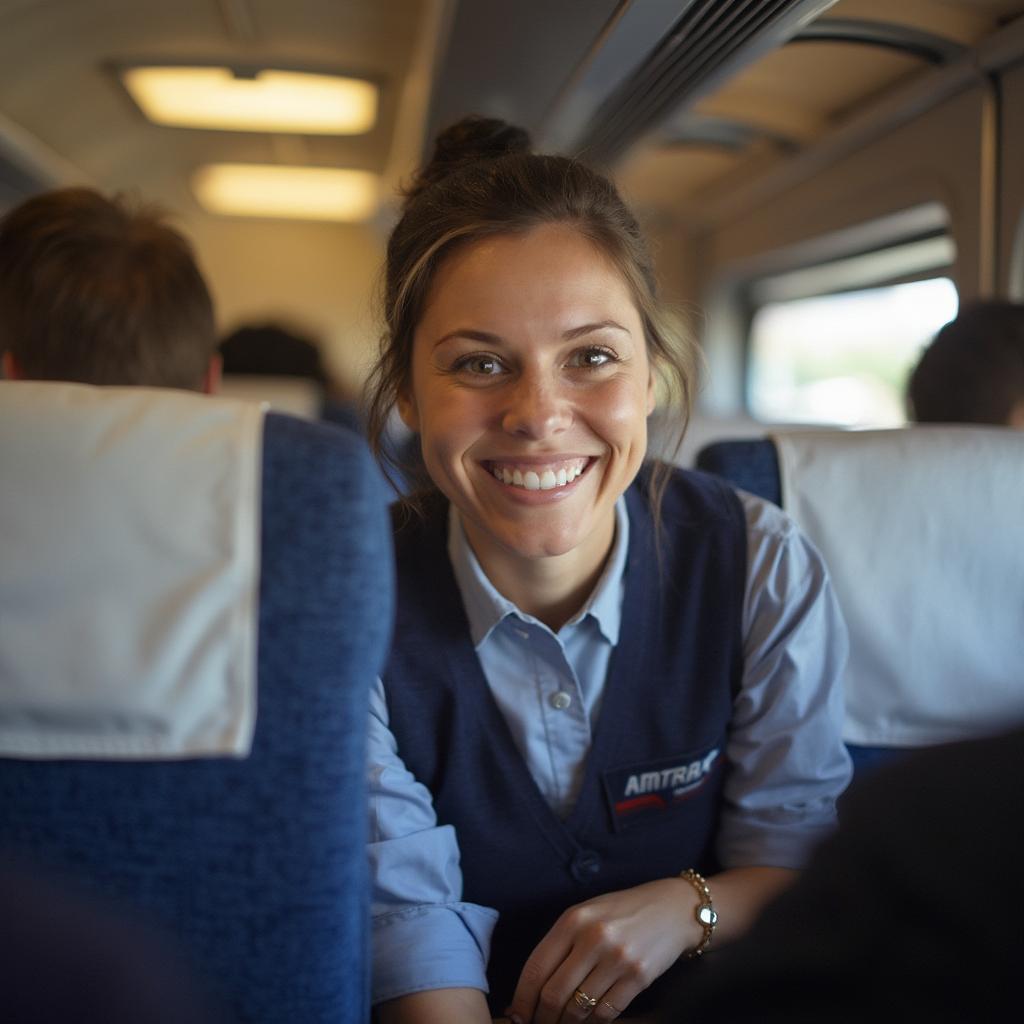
[504,877,701,1024]
[504,867,796,1023]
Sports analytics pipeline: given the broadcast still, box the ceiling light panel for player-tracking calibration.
[122,67,378,134]
[192,164,379,222]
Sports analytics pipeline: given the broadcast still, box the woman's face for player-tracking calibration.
[399,222,655,579]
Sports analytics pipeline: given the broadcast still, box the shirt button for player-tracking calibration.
[570,850,602,882]
[550,690,572,711]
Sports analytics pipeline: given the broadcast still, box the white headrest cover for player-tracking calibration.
[217,374,322,420]
[773,427,1024,747]
[0,381,264,759]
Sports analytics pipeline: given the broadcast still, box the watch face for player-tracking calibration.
[698,904,718,927]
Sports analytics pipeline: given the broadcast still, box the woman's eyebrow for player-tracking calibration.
[562,320,631,340]
[433,328,502,348]
[433,320,630,348]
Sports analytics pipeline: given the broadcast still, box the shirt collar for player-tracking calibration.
[447,498,630,649]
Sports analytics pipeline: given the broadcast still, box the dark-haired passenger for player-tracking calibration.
[219,320,367,432]
[907,300,1024,427]
[366,117,851,1024]
[0,187,219,391]
[220,321,328,382]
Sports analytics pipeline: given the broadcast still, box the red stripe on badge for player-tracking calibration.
[614,794,666,815]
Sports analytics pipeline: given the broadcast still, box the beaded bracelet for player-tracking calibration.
[680,868,717,957]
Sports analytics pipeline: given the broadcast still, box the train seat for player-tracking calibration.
[696,427,1024,774]
[0,380,394,1023]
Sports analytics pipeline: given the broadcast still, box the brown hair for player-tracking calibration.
[365,116,698,518]
[0,187,216,389]
[908,301,1024,425]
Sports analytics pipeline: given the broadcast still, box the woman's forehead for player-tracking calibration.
[419,224,638,330]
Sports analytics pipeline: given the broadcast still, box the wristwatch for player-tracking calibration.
[680,868,717,957]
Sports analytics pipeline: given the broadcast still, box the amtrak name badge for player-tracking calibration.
[602,746,721,831]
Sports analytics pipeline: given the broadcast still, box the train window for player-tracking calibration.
[746,237,958,427]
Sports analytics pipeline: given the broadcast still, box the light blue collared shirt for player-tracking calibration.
[368,490,851,1004]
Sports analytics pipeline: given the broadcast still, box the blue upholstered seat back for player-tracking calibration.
[0,411,394,1024]
[695,438,781,506]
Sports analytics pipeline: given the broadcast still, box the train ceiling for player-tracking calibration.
[0,1,1022,228]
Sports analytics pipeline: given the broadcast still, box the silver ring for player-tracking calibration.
[572,988,598,1009]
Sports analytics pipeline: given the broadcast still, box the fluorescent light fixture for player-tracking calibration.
[122,66,377,134]
[192,164,379,222]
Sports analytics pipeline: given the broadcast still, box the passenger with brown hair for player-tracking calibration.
[366,117,851,1024]
[0,187,219,391]
[907,300,1024,427]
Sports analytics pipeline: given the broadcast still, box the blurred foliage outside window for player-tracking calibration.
[748,277,959,426]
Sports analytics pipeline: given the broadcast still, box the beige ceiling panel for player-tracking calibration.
[617,145,742,214]
[694,42,924,133]
[827,0,1024,44]
[691,94,824,145]
[246,0,423,65]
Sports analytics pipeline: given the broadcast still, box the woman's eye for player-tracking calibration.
[455,354,504,376]
[569,347,616,369]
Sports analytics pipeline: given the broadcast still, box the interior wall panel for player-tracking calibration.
[701,84,989,301]
[998,60,1024,296]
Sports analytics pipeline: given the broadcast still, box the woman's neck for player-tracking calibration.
[463,519,617,633]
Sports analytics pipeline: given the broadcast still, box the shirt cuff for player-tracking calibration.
[715,801,839,870]
[371,901,499,1005]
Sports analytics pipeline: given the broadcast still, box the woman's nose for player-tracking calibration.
[501,375,571,438]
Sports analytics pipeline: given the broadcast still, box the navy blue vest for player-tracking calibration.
[384,466,746,1011]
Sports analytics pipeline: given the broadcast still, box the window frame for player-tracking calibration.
[732,204,957,420]
[739,231,957,424]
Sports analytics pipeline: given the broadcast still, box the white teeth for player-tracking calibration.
[491,459,588,491]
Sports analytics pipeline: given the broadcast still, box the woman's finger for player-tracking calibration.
[549,960,621,1024]
[506,924,580,1024]
[511,880,684,1024]
[555,960,646,1024]
[582,976,644,1023]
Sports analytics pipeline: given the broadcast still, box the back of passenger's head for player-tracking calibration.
[219,322,327,383]
[908,301,1024,426]
[366,114,697,502]
[0,187,216,389]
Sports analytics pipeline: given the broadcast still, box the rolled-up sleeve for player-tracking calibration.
[716,492,853,870]
[368,677,498,1004]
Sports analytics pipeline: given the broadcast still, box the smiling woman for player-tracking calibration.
[364,117,852,1024]
[399,224,653,621]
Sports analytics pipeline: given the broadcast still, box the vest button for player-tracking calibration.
[570,850,601,882]
[549,690,572,710]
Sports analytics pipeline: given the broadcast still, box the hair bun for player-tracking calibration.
[405,116,532,204]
